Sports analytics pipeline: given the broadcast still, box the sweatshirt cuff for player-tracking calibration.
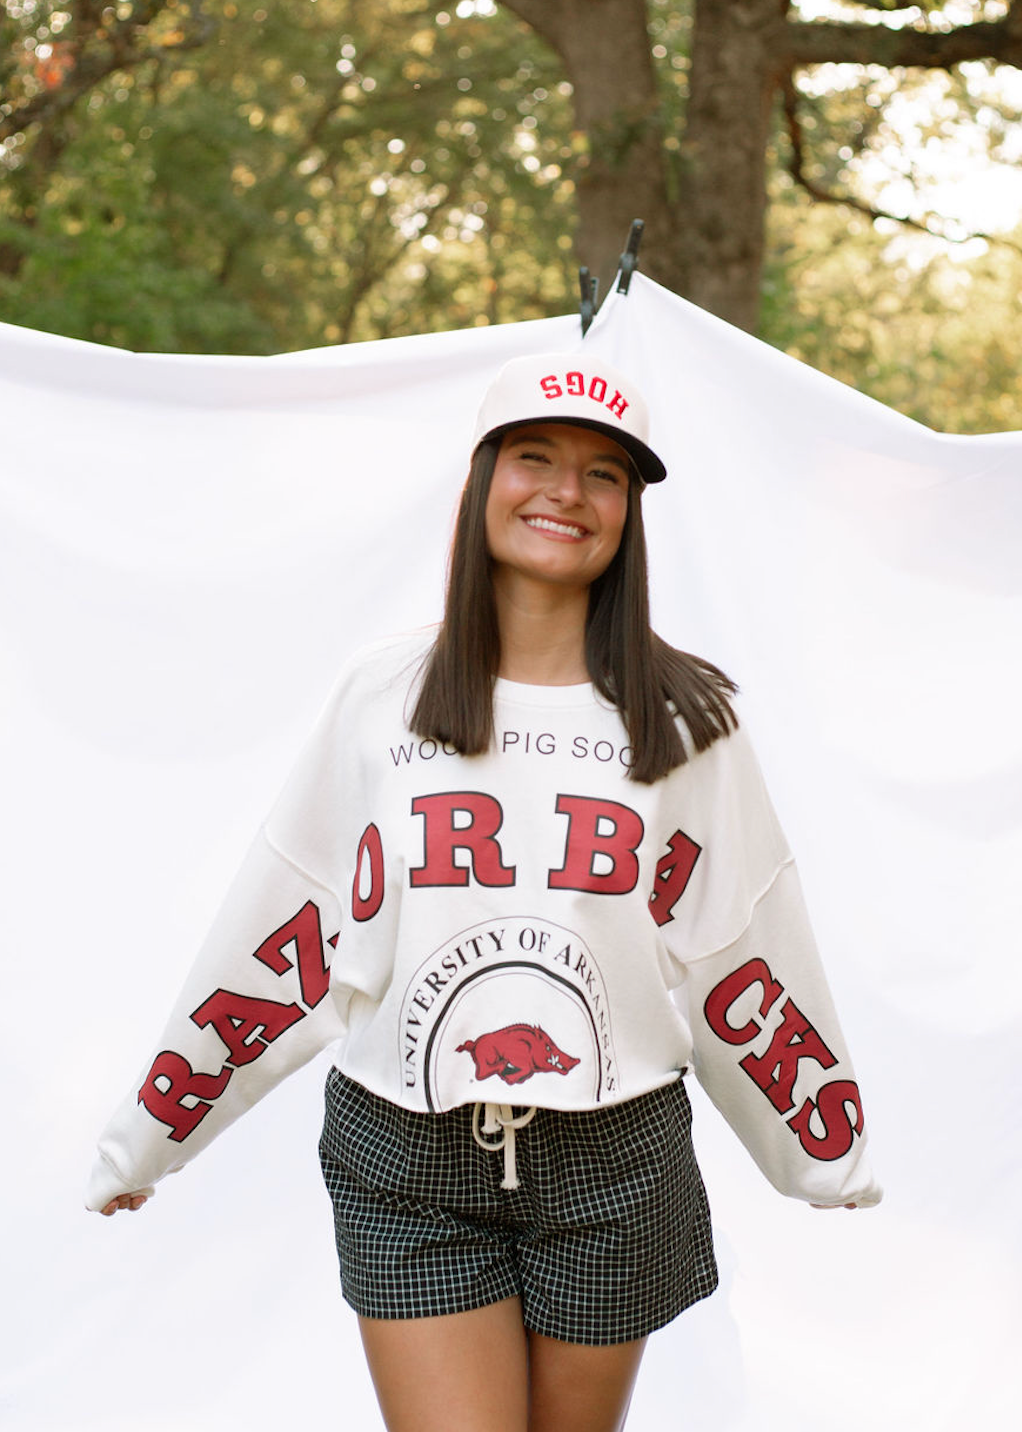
[84,1153,156,1212]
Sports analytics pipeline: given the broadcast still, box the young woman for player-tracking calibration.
[91,353,880,1432]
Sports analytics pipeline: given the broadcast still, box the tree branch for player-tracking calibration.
[497,0,565,52]
[781,73,1022,255]
[784,2,1022,68]
[844,1,936,9]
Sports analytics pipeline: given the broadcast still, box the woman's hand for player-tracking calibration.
[100,1193,149,1216]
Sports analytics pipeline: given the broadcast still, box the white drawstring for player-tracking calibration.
[471,1103,537,1189]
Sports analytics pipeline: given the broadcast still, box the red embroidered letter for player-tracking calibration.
[352,822,385,921]
[138,1052,233,1142]
[410,792,516,888]
[548,794,643,895]
[251,901,330,1009]
[740,998,838,1114]
[190,988,304,1067]
[704,958,784,1045]
[788,1079,864,1161]
[648,829,701,926]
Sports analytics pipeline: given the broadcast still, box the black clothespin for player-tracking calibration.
[579,266,599,336]
[616,219,644,294]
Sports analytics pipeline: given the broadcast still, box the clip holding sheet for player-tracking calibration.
[616,218,645,294]
[579,266,600,335]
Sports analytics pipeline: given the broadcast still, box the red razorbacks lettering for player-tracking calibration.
[409,791,516,888]
[704,958,784,1044]
[787,1079,864,1161]
[138,1053,234,1143]
[704,957,864,1163]
[137,899,337,1142]
[352,822,385,921]
[190,988,304,1066]
[357,793,696,916]
[539,371,629,420]
[251,901,330,1008]
[548,794,643,895]
[740,998,838,1113]
[648,829,701,926]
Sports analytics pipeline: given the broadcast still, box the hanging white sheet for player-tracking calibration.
[1,276,1018,1430]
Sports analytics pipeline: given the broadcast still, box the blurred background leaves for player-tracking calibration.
[2,0,1020,431]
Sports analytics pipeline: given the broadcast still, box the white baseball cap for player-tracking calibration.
[472,352,667,484]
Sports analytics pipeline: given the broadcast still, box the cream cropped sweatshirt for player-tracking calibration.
[87,629,881,1211]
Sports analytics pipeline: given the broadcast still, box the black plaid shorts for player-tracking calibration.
[318,1068,718,1345]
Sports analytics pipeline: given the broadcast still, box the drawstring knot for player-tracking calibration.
[471,1103,536,1190]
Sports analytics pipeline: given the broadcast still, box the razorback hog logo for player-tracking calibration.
[457,1024,580,1086]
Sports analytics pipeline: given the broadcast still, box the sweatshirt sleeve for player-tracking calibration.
[666,726,882,1208]
[85,830,346,1211]
[82,645,380,1213]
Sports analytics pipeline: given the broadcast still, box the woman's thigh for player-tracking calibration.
[526,1331,647,1432]
[358,1297,530,1432]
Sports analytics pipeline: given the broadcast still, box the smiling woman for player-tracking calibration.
[485,423,630,612]
[91,350,880,1432]
[411,353,734,782]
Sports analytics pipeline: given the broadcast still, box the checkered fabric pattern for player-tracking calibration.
[318,1070,718,1345]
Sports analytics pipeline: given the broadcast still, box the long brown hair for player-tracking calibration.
[409,436,738,782]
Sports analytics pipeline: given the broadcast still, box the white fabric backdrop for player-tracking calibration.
[2,275,1018,1430]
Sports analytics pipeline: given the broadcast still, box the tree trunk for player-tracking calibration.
[683,0,788,329]
[501,0,1022,333]
[502,0,787,331]
[500,0,675,299]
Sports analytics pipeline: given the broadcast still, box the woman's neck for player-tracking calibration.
[493,574,590,685]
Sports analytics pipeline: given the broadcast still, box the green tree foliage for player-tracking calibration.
[1,0,577,351]
[2,0,1021,432]
[762,43,1022,432]
[764,187,1022,432]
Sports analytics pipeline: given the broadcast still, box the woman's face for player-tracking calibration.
[484,423,631,593]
